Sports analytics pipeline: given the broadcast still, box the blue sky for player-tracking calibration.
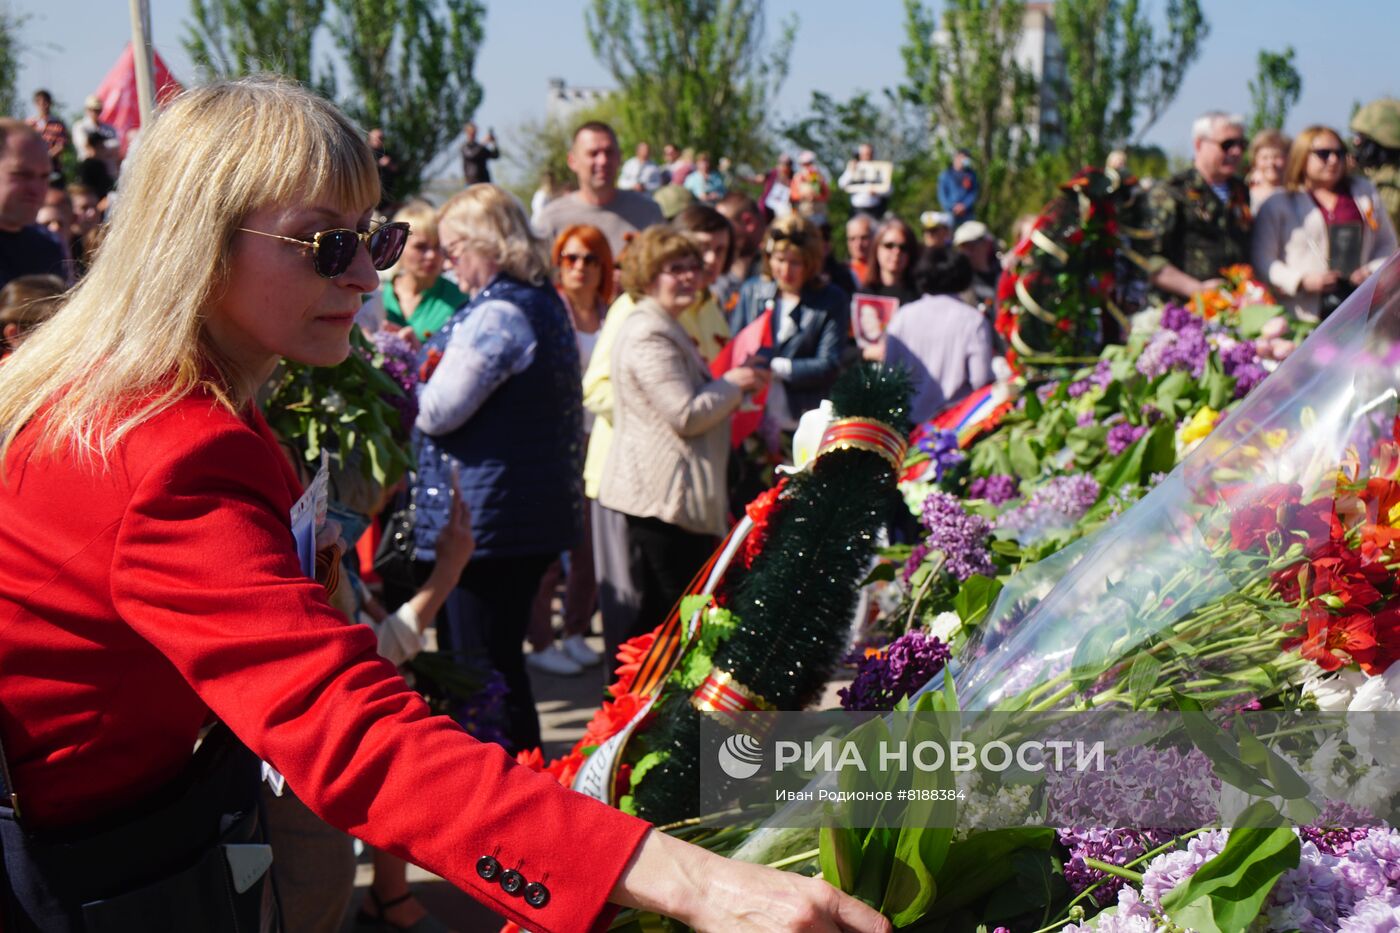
[13,0,1399,181]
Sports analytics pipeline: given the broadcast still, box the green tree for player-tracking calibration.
[0,5,22,118]
[183,0,328,83]
[899,0,1039,233]
[1053,0,1208,170]
[584,0,796,167]
[323,0,486,203]
[1248,46,1302,136]
[779,90,922,182]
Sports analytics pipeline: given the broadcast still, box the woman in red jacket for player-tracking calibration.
[0,78,887,933]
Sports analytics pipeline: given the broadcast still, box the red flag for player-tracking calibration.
[92,43,184,156]
[710,307,773,447]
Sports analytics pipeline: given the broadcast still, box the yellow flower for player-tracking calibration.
[1179,406,1220,445]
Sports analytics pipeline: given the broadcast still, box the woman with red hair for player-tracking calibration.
[527,224,616,675]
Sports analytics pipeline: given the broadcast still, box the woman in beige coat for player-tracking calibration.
[1252,124,1398,321]
[598,226,768,650]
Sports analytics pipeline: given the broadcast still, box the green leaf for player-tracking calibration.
[1141,419,1178,478]
[982,849,1067,922]
[1154,370,1193,413]
[853,826,896,907]
[1008,436,1041,481]
[820,824,864,895]
[1203,355,1235,411]
[1126,652,1163,710]
[1237,303,1283,337]
[862,563,897,586]
[1161,802,1300,933]
[1172,693,1273,795]
[952,575,1004,627]
[1023,389,1044,420]
[679,594,713,625]
[928,828,1056,915]
[1233,718,1314,802]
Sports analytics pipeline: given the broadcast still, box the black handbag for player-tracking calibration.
[0,725,277,933]
[372,494,419,594]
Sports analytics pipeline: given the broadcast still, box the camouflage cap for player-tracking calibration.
[1352,98,1400,149]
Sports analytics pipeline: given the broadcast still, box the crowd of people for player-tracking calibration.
[1,68,1399,933]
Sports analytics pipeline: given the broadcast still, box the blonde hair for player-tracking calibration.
[620,226,701,298]
[437,184,550,286]
[392,199,439,242]
[1285,125,1347,192]
[762,213,824,284]
[387,198,440,278]
[0,76,378,467]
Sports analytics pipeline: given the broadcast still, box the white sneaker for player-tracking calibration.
[562,634,602,668]
[527,645,583,676]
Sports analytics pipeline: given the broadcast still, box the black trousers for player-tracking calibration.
[437,554,553,754]
[624,515,718,647]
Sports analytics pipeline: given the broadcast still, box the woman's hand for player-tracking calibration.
[723,366,770,393]
[1302,269,1341,293]
[612,830,891,933]
[433,471,475,579]
[1351,266,1371,287]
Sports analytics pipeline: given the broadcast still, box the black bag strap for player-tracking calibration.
[0,721,19,822]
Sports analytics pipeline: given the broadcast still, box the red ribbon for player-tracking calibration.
[816,417,908,471]
[691,669,774,713]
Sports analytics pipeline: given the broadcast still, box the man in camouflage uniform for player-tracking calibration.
[1141,111,1253,299]
[1352,98,1400,229]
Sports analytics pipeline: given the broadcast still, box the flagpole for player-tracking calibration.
[127,0,155,129]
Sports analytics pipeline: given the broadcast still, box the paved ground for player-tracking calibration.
[341,634,853,932]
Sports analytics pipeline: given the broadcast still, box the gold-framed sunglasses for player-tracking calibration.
[238,221,410,278]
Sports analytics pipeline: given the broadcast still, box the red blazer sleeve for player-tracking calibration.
[108,423,649,932]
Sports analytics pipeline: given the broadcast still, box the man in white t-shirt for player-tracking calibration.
[617,141,662,193]
[72,96,120,178]
[533,121,664,255]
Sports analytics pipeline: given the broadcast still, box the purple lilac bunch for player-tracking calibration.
[902,491,996,583]
[1062,825,1400,933]
[367,330,421,436]
[1301,800,1379,857]
[915,429,965,482]
[1057,827,1175,905]
[1047,746,1220,831]
[1067,359,1115,398]
[1106,422,1148,456]
[838,629,951,711]
[968,473,1021,505]
[1159,304,1197,333]
[1219,339,1269,398]
[1136,315,1210,379]
[997,474,1101,540]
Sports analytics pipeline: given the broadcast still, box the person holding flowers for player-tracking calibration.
[0,76,888,933]
[1252,124,1398,321]
[598,226,769,655]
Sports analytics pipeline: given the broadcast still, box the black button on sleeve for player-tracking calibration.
[500,869,524,895]
[524,881,550,908]
[476,855,501,881]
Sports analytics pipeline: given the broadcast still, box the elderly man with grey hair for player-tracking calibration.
[1142,110,1253,298]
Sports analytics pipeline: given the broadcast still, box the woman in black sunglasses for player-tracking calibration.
[1253,124,1398,321]
[860,216,921,306]
[0,78,888,933]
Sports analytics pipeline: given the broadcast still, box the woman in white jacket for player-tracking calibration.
[1252,124,1397,321]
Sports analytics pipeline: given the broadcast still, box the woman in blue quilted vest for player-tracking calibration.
[413,184,584,753]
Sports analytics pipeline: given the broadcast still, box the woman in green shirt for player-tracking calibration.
[379,199,466,341]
